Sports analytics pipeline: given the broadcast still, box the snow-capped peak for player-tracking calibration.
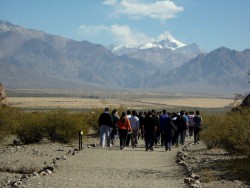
[139,42,162,49]
[110,35,186,55]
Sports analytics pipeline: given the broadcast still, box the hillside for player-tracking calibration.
[0,20,249,94]
[147,47,250,93]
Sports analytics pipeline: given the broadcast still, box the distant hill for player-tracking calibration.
[0,21,154,89]
[0,20,249,94]
[148,47,250,93]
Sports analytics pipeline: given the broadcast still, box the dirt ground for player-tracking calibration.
[8,96,233,110]
[1,135,249,188]
[0,136,186,188]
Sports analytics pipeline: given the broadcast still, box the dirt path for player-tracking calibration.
[24,138,186,188]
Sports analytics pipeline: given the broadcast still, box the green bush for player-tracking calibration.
[13,109,91,144]
[1,105,128,144]
[0,106,21,141]
[201,108,250,156]
[44,109,86,143]
[16,112,45,144]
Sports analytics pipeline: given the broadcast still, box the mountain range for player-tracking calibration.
[0,20,249,94]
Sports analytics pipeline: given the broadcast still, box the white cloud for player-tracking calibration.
[78,25,109,35]
[157,31,175,41]
[78,24,182,46]
[110,25,152,45]
[103,0,118,5]
[103,0,184,20]
[78,24,152,46]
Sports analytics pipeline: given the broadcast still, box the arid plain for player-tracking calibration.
[8,96,234,110]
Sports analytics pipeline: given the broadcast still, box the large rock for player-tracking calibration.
[0,83,8,106]
[240,93,250,108]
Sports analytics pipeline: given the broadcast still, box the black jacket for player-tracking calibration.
[98,112,113,127]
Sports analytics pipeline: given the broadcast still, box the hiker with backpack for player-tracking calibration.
[117,112,132,150]
[193,110,202,144]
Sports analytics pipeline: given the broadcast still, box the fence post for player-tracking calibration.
[79,130,83,150]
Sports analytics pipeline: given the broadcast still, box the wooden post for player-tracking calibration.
[79,130,83,150]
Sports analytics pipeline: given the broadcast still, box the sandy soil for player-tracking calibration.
[8,96,233,110]
[0,136,186,188]
[1,135,249,188]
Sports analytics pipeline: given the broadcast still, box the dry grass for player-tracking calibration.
[136,98,233,108]
[8,96,233,110]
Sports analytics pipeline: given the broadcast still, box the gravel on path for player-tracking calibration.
[24,139,186,188]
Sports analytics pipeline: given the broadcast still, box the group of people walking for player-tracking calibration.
[98,107,202,151]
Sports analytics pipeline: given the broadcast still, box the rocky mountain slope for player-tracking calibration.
[148,47,250,93]
[0,20,249,94]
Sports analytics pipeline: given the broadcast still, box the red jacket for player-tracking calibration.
[118,118,132,132]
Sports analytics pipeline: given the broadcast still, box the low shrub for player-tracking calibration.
[201,108,250,156]
[16,112,45,144]
[44,109,87,143]
[0,106,21,141]
[14,109,91,144]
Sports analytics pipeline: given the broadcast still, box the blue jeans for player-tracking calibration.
[131,130,139,147]
[99,125,112,147]
[177,130,186,146]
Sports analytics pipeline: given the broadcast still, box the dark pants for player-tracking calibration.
[154,130,160,145]
[189,126,194,137]
[111,128,118,141]
[177,130,186,146]
[140,129,144,140]
[144,132,155,150]
[161,132,165,146]
[119,129,128,148]
[194,127,201,144]
[125,133,131,146]
[172,131,178,145]
[165,133,173,149]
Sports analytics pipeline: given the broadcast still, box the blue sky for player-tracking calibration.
[0,0,249,51]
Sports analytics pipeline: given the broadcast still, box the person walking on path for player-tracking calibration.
[193,110,202,145]
[152,110,160,145]
[143,111,157,151]
[171,112,178,146]
[188,111,194,138]
[126,110,132,146]
[159,110,168,147]
[98,107,113,147]
[129,110,140,148]
[111,109,119,145]
[164,115,176,151]
[138,111,145,140]
[176,111,188,147]
[117,112,132,150]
